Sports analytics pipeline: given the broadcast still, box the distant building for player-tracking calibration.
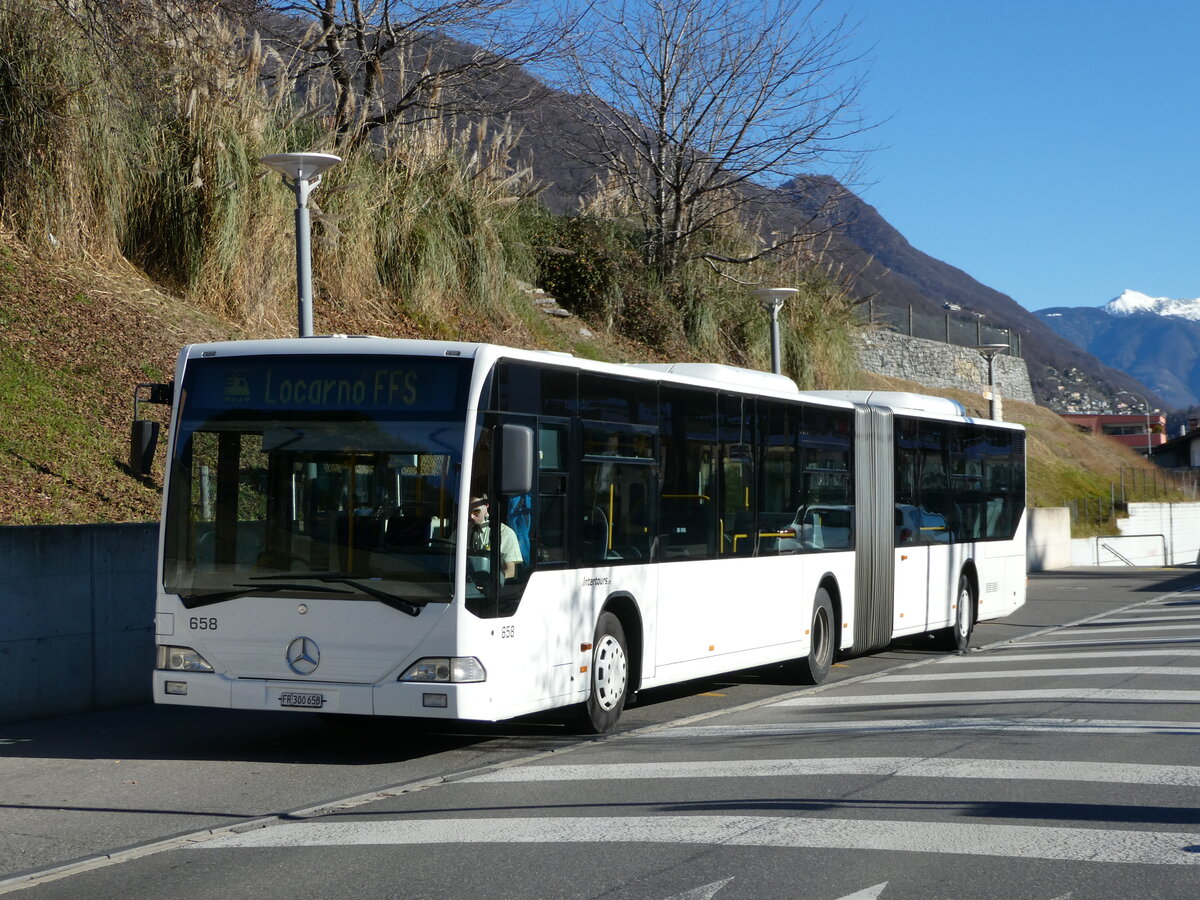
[1059,412,1167,456]
[1149,419,1200,468]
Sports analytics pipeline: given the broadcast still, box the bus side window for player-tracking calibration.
[537,424,568,564]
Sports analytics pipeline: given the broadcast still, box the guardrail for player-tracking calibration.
[1095,533,1168,566]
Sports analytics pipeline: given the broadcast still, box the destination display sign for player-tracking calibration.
[183,355,470,414]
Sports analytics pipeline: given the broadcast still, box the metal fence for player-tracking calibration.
[1064,467,1200,531]
[863,302,1023,358]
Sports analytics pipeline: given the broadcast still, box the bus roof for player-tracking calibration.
[803,390,967,417]
[628,362,800,395]
[804,391,1023,430]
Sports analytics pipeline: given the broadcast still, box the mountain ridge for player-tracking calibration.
[762,181,1163,411]
[1038,293,1200,409]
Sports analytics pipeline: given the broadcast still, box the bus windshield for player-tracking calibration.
[163,354,471,610]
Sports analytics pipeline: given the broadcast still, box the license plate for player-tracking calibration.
[278,691,325,709]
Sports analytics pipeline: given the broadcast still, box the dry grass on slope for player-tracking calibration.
[0,233,653,525]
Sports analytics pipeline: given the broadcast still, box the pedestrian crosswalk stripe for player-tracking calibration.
[774,688,1200,706]
[945,649,1200,663]
[1007,636,1200,649]
[874,666,1200,682]
[641,718,1200,739]
[463,757,1200,786]
[1051,623,1200,636]
[189,815,1200,865]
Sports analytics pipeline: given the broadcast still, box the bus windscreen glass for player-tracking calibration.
[163,355,471,610]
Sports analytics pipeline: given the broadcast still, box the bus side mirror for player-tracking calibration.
[130,382,173,477]
[130,419,160,476]
[499,423,534,495]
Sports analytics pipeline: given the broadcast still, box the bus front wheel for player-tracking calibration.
[935,574,975,653]
[790,587,834,685]
[575,612,630,734]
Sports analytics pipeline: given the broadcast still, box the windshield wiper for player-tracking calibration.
[180,582,345,609]
[248,573,424,617]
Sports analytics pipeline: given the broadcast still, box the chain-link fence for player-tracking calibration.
[862,301,1023,358]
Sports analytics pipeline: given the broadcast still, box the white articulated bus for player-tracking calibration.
[143,337,1026,732]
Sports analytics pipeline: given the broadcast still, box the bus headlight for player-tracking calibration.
[399,657,486,683]
[156,645,214,673]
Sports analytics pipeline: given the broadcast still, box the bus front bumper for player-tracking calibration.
[152,671,495,720]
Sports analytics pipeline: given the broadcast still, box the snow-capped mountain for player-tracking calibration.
[1038,292,1200,409]
[1105,289,1200,321]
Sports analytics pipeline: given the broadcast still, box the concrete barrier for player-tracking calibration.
[0,524,156,724]
[1027,507,1071,571]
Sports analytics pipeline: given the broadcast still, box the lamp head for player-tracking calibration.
[259,152,342,182]
[752,287,798,311]
[975,342,1010,357]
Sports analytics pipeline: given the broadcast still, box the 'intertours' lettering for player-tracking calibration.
[263,369,418,407]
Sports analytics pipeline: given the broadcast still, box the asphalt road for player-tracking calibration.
[3,567,1199,898]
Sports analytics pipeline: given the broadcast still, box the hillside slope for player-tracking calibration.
[0,233,1157,527]
[771,181,1164,412]
[0,232,635,524]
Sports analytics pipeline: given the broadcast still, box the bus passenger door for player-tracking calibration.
[893,420,928,635]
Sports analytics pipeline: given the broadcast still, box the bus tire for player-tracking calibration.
[791,587,834,685]
[935,573,975,653]
[575,612,630,734]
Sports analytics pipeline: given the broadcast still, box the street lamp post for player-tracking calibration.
[259,152,342,338]
[752,288,798,375]
[1116,390,1153,457]
[976,342,1009,421]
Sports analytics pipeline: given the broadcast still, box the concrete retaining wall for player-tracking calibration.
[0,524,156,724]
[856,330,1035,404]
[1027,507,1072,571]
[1071,502,1200,566]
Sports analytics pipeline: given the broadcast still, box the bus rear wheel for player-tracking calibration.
[574,611,630,734]
[790,587,834,685]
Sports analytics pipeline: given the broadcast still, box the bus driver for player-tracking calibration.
[468,495,523,579]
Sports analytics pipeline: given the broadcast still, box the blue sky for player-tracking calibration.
[839,0,1200,311]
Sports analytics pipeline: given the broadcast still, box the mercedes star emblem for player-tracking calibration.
[285,636,320,675]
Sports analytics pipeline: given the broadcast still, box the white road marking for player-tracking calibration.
[943,649,1200,663]
[643,718,1200,739]
[874,666,1200,682]
[189,815,1200,865]
[1003,636,1200,649]
[1098,608,1200,616]
[773,688,1200,706]
[664,877,734,899]
[1049,623,1200,636]
[464,757,1200,786]
[836,883,888,900]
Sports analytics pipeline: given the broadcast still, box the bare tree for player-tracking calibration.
[53,0,579,147]
[562,0,868,278]
[259,0,580,145]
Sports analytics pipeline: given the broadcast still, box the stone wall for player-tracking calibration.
[856,330,1035,404]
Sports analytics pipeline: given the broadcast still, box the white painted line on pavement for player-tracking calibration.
[1002,636,1200,649]
[464,756,1200,787]
[1097,608,1200,616]
[1051,623,1200,636]
[773,688,1200,706]
[642,718,1200,739]
[943,649,1200,663]
[187,814,1200,866]
[874,666,1200,682]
